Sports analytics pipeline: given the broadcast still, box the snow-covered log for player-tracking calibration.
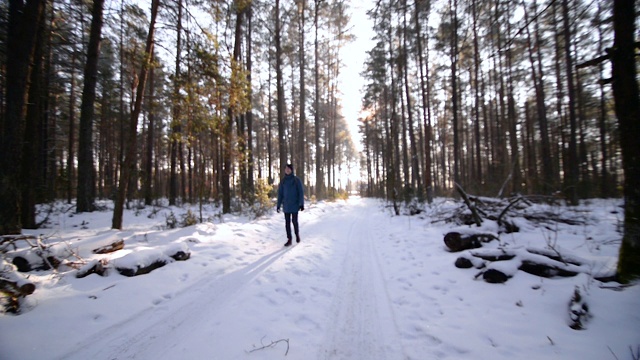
[443,232,498,252]
[0,263,36,313]
[0,274,35,296]
[444,232,480,252]
[483,268,511,283]
[76,259,108,278]
[92,239,124,254]
[12,251,61,272]
[115,243,191,277]
[462,247,593,283]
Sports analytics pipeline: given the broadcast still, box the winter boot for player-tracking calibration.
[284,238,292,247]
[296,234,300,243]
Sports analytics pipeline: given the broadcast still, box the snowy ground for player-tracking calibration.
[1,196,639,360]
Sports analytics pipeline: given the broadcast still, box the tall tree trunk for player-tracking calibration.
[611,0,640,282]
[450,0,460,186]
[275,0,287,174]
[77,0,105,213]
[144,61,155,205]
[314,0,324,199]
[21,5,46,229]
[111,0,159,229]
[245,4,255,198]
[0,0,46,234]
[523,1,553,194]
[595,3,609,198]
[561,0,579,205]
[414,0,433,202]
[388,15,400,207]
[68,50,76,204]
[402,0,421,199]
[222,1,245,213]
[297,0,306,187]
[505,2,519,196]
[471,0,482,190]
[169,0,183,206]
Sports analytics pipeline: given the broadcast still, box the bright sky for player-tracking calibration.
[339,1,375,152]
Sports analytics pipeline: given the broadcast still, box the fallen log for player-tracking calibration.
[76,259,108,278]
[483,269,511,284]
[455,182,483,226]
[117,259,167,277]
[444,232,481,252]
[0,278,35,297]
[459,246,593,284]
[469,250,515,262]
[444,232,498,252]
[519,260,578,278]
[115,244,191,277]
[12,253,61,272]
[0,272,36,314]
[454,257,474,269]
[92,239,124,254]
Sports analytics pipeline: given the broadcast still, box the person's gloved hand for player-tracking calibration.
[277,207,280,213]
[299,205,304,211]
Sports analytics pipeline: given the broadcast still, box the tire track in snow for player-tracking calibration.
[56,247,290,360]
[318,202,406,359]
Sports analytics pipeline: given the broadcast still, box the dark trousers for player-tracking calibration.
[284,212,299,240]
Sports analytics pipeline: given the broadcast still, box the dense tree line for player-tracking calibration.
[359,0,625,204]
[0,0,357,232]
[1,0,638,280]
[357,0,638,280]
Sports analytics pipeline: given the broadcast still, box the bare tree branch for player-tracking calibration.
[246,336,290,356]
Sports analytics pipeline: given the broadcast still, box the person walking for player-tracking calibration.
[276,163,304,246]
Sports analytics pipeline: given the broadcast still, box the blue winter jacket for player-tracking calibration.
[277,173,304,213]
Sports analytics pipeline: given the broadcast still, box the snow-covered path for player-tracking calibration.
[2,197,639,360]
[317,201,404,359]
[56,198,408,360]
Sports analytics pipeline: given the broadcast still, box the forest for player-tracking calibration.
[0,0,638,279]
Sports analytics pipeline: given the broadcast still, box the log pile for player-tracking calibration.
[438,185,589,233]
[444,231,614,284]
[1,232,192,313]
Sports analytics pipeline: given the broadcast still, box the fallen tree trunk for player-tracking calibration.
[457,247,597,283]
[445,232,481,252]
[455,183,483,226]
[115,245,191,277]
[117,259,167,277]
[444,232,499,252]
[12,253,61,272]
[76,259,108,278]
[92,239,124,254]
[0,272,36,314]
[0,278,35,297]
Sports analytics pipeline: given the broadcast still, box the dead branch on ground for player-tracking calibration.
[246,336,290,356]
